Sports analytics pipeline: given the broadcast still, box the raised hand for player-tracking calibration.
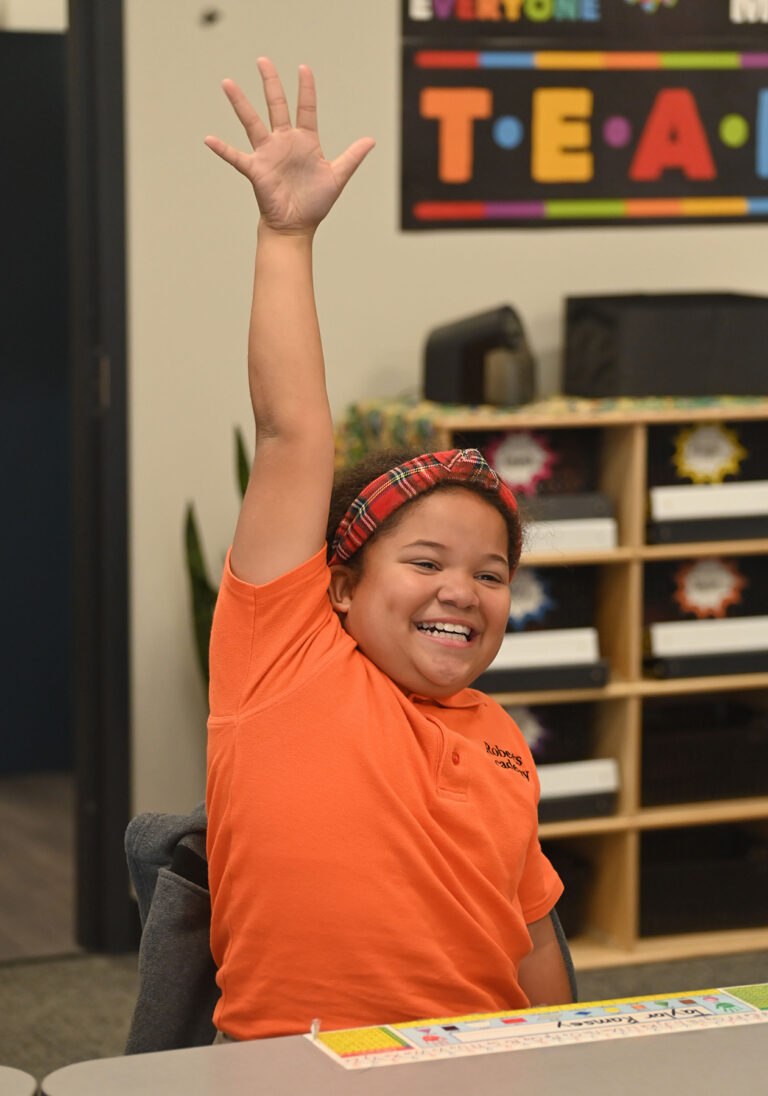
[204,58,375,234]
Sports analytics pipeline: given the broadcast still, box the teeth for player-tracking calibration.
[416,622,471,640]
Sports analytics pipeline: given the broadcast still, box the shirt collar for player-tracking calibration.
[406,688,485,710]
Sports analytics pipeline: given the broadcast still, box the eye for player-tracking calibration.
[477,572,506,585]
[411,559,439,571]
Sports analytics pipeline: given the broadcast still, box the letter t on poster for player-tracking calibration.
[421,87,493,183]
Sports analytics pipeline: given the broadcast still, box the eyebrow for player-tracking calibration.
[402,540,509,567]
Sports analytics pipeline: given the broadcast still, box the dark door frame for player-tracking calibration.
[68,0,136,950]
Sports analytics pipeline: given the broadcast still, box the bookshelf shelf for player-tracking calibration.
[340,397,768,968]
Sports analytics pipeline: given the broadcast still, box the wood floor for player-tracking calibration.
[0,771,78,961]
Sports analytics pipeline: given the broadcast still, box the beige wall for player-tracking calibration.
[125,0,768,813]
[0,0,66,30]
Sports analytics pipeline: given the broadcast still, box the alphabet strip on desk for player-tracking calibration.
[309,986,768,1069]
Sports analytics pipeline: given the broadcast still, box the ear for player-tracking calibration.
[328,564,358,614]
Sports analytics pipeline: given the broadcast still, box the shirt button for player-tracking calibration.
[451,751,460,765]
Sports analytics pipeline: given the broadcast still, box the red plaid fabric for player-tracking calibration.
[329,448,519,565]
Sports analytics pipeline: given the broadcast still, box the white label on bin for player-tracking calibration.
[649,481,768,521]
[491,628,600,669]
[649,615,768,657]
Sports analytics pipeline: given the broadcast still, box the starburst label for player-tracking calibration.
[485,431,556,496]
[673,423,746,484]
[673,558,747,619]
[507,568,555,630]
[506,705,549,758]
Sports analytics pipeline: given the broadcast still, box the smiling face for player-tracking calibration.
[328,488,512,698]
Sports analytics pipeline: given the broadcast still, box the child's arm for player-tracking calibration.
[517,913,575,1006]
[205,59,374,586]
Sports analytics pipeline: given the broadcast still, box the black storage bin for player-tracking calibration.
[475,567,609,692]
[564,293,768,398]
[474,661,609,693]
[642,698,768,806]
[640,824,768,936]
[646,420,768,543]
[643,555,768,678]
[507,565,599,633]
[538,770,619,825]
[644,556,768,627]
[647,421,768,489]
[477,428,600,496]
[541,842,592,939]
[505,702,594,765]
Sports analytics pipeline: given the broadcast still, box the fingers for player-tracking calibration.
[206,59,376,195]
[331,137,376,191]
[220,78,269,149]
[257,56,291,131]
[295,64,318,132]
[203,133,254,177]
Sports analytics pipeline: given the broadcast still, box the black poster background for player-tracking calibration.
[401,0,768,228]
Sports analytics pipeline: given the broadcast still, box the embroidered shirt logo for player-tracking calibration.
[485,741,530,780]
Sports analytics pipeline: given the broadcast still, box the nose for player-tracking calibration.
[436,570,479,609]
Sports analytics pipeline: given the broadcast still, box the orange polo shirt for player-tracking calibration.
[206,548,562,1041]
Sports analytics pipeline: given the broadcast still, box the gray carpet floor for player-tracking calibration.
[1,949,767,1085]
[0,772,76,962]
[0,952,139,1083]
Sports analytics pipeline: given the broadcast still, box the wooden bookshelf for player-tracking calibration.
[339,397,768,967]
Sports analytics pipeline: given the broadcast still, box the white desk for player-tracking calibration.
[0,1066,38,1096]
[41,1021,767,1096]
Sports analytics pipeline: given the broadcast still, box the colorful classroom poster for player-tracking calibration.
[308,984,768,1069]
[401,1,768,227]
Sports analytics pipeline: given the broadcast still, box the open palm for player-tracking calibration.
[205,59,374,233]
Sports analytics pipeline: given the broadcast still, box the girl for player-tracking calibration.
[204,58,572,1042]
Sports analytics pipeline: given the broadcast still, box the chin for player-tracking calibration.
[377,651,479,698]
[419,671,475,698]
[429,684,467,699]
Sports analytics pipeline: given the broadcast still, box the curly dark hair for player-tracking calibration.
[326,447,522,574]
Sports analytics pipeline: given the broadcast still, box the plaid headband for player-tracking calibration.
[328,448,519,565]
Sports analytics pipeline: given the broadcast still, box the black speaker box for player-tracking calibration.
[423,305,536,406]
[564,293,768,398]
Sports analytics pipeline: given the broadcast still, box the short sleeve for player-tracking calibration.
[517,828,564,925]
[208,545,347,717]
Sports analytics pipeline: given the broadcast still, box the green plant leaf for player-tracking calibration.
[184,503,218,685]
[235,427,250,499]
[185,427,251,688]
